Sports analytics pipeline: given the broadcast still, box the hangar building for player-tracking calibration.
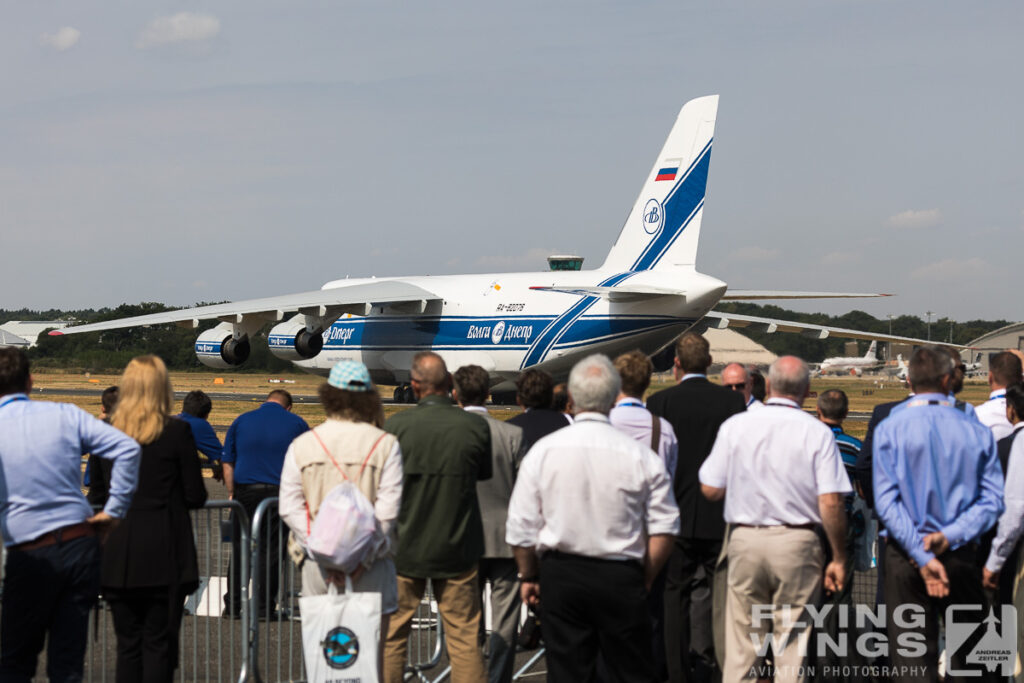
[966,322,1024,373]
[705,328,777,367]
[0,328,30,349]
[0,320,71,347]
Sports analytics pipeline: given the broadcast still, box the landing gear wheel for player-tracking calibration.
[402,386,416,404]
[393,386,403,402]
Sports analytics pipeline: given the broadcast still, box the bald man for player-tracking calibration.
[720,363,763,411]
[700,356,851,683]
[382,352,492,683]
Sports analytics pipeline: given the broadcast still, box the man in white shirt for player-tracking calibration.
[976,351,1022,441]
[507,354,680,683]
[699,356,851,683]
[610,350,678,478]
[721,362,763,411]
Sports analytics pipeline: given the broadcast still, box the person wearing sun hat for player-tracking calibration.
[279,359,404,673]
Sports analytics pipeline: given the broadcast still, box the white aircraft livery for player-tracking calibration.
[53,95,931,399]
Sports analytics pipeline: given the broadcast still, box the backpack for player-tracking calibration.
[305,430,385,575]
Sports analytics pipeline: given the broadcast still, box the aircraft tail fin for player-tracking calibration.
[601,95,718,273]
[866,340,878,361]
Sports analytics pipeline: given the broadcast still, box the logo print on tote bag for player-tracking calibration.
[322,627,360,669]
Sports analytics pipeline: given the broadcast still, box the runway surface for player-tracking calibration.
[31,385,872,422]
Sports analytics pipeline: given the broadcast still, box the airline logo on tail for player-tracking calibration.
[643,199,664,235]
[631,139,712,271]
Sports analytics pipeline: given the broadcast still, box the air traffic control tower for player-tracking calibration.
[547,255,584,271]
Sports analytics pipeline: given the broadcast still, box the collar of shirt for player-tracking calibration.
[1013,422,1024,433]
[765,397,801,409]
[417,394,452,407]
[747,396,758,407]
[905,392,952,408]
[463,405,488,415]
[573,412,610,424]
[615,398,645,409]
[830,425,845,436]
[679,373,706,383]
[0,393,28,408]
[990,389,1007,400]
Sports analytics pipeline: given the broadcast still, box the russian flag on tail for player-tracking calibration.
[655,158,681,182]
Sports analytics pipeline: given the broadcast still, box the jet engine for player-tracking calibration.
[195,322,251,369]
[268,319,324,361]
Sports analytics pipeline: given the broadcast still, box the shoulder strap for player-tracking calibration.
[650,411,661,451]
[311,427,388,481]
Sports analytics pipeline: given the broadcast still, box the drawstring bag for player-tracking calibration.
[300,576,381,683]
[306,431,384,574]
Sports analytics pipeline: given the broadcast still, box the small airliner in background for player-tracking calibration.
[53,95,931,401]
[817,341,883,376]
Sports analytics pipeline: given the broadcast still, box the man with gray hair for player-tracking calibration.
[506,354,680,682]
[873,346,1003,681]
[699,356,851,683]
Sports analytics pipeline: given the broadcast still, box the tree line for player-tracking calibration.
[2,303,1012,372]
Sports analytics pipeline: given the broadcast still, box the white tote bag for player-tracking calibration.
[300,576,382,683]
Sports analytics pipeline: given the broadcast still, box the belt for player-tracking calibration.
[11,522,96,552]
[543,550,643,568]
[734,523,818,531]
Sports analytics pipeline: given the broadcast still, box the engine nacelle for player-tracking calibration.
[268,319,324,361]
[195,323,251,369]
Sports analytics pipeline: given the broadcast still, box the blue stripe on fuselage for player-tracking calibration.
[312,312,685,356]
[519,271,639,368]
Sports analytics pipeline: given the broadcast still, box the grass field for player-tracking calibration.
[30,370,995,440]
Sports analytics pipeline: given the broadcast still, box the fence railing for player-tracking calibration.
[0,498,536,682]
[77,500,252,683]
[245,497,445,683]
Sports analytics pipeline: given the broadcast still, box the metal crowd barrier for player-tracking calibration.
[0,492,882,682]
[78,501,251,682]
[246,497,445,683]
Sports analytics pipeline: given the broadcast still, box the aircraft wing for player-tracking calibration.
[50,280,441,335]
[529,285,686,302]
[701,310,947,346]
[721,290,892,300]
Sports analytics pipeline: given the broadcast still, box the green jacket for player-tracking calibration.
[384,394,493,578]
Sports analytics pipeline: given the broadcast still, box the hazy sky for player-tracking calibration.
[2,1,1021,323]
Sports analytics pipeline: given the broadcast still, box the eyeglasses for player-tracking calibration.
[724,383,746,390]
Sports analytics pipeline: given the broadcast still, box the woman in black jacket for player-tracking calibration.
[104,355,208,683]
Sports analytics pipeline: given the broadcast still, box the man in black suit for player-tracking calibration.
[507,369,571,451]
[647,332,745,683]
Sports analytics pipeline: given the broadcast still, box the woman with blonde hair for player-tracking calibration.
[279,359,404,676]
[102,355,207,683]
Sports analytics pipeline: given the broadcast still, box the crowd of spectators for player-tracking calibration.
[3,335,1024,682]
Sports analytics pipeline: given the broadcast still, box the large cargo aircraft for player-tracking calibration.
[53,95,929,401]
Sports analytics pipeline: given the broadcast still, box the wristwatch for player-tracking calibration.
[517,572,539,582]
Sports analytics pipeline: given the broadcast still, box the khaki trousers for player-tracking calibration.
[383,567,486,683]
[724,526,822,683]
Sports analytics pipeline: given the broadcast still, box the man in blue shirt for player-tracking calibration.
[222,389,309,618]
[177,390,224,481]
[0,348,140,681]
[873,346,1004,682]
[816,389,871,604]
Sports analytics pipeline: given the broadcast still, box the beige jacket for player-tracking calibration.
[280,419,403,565]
